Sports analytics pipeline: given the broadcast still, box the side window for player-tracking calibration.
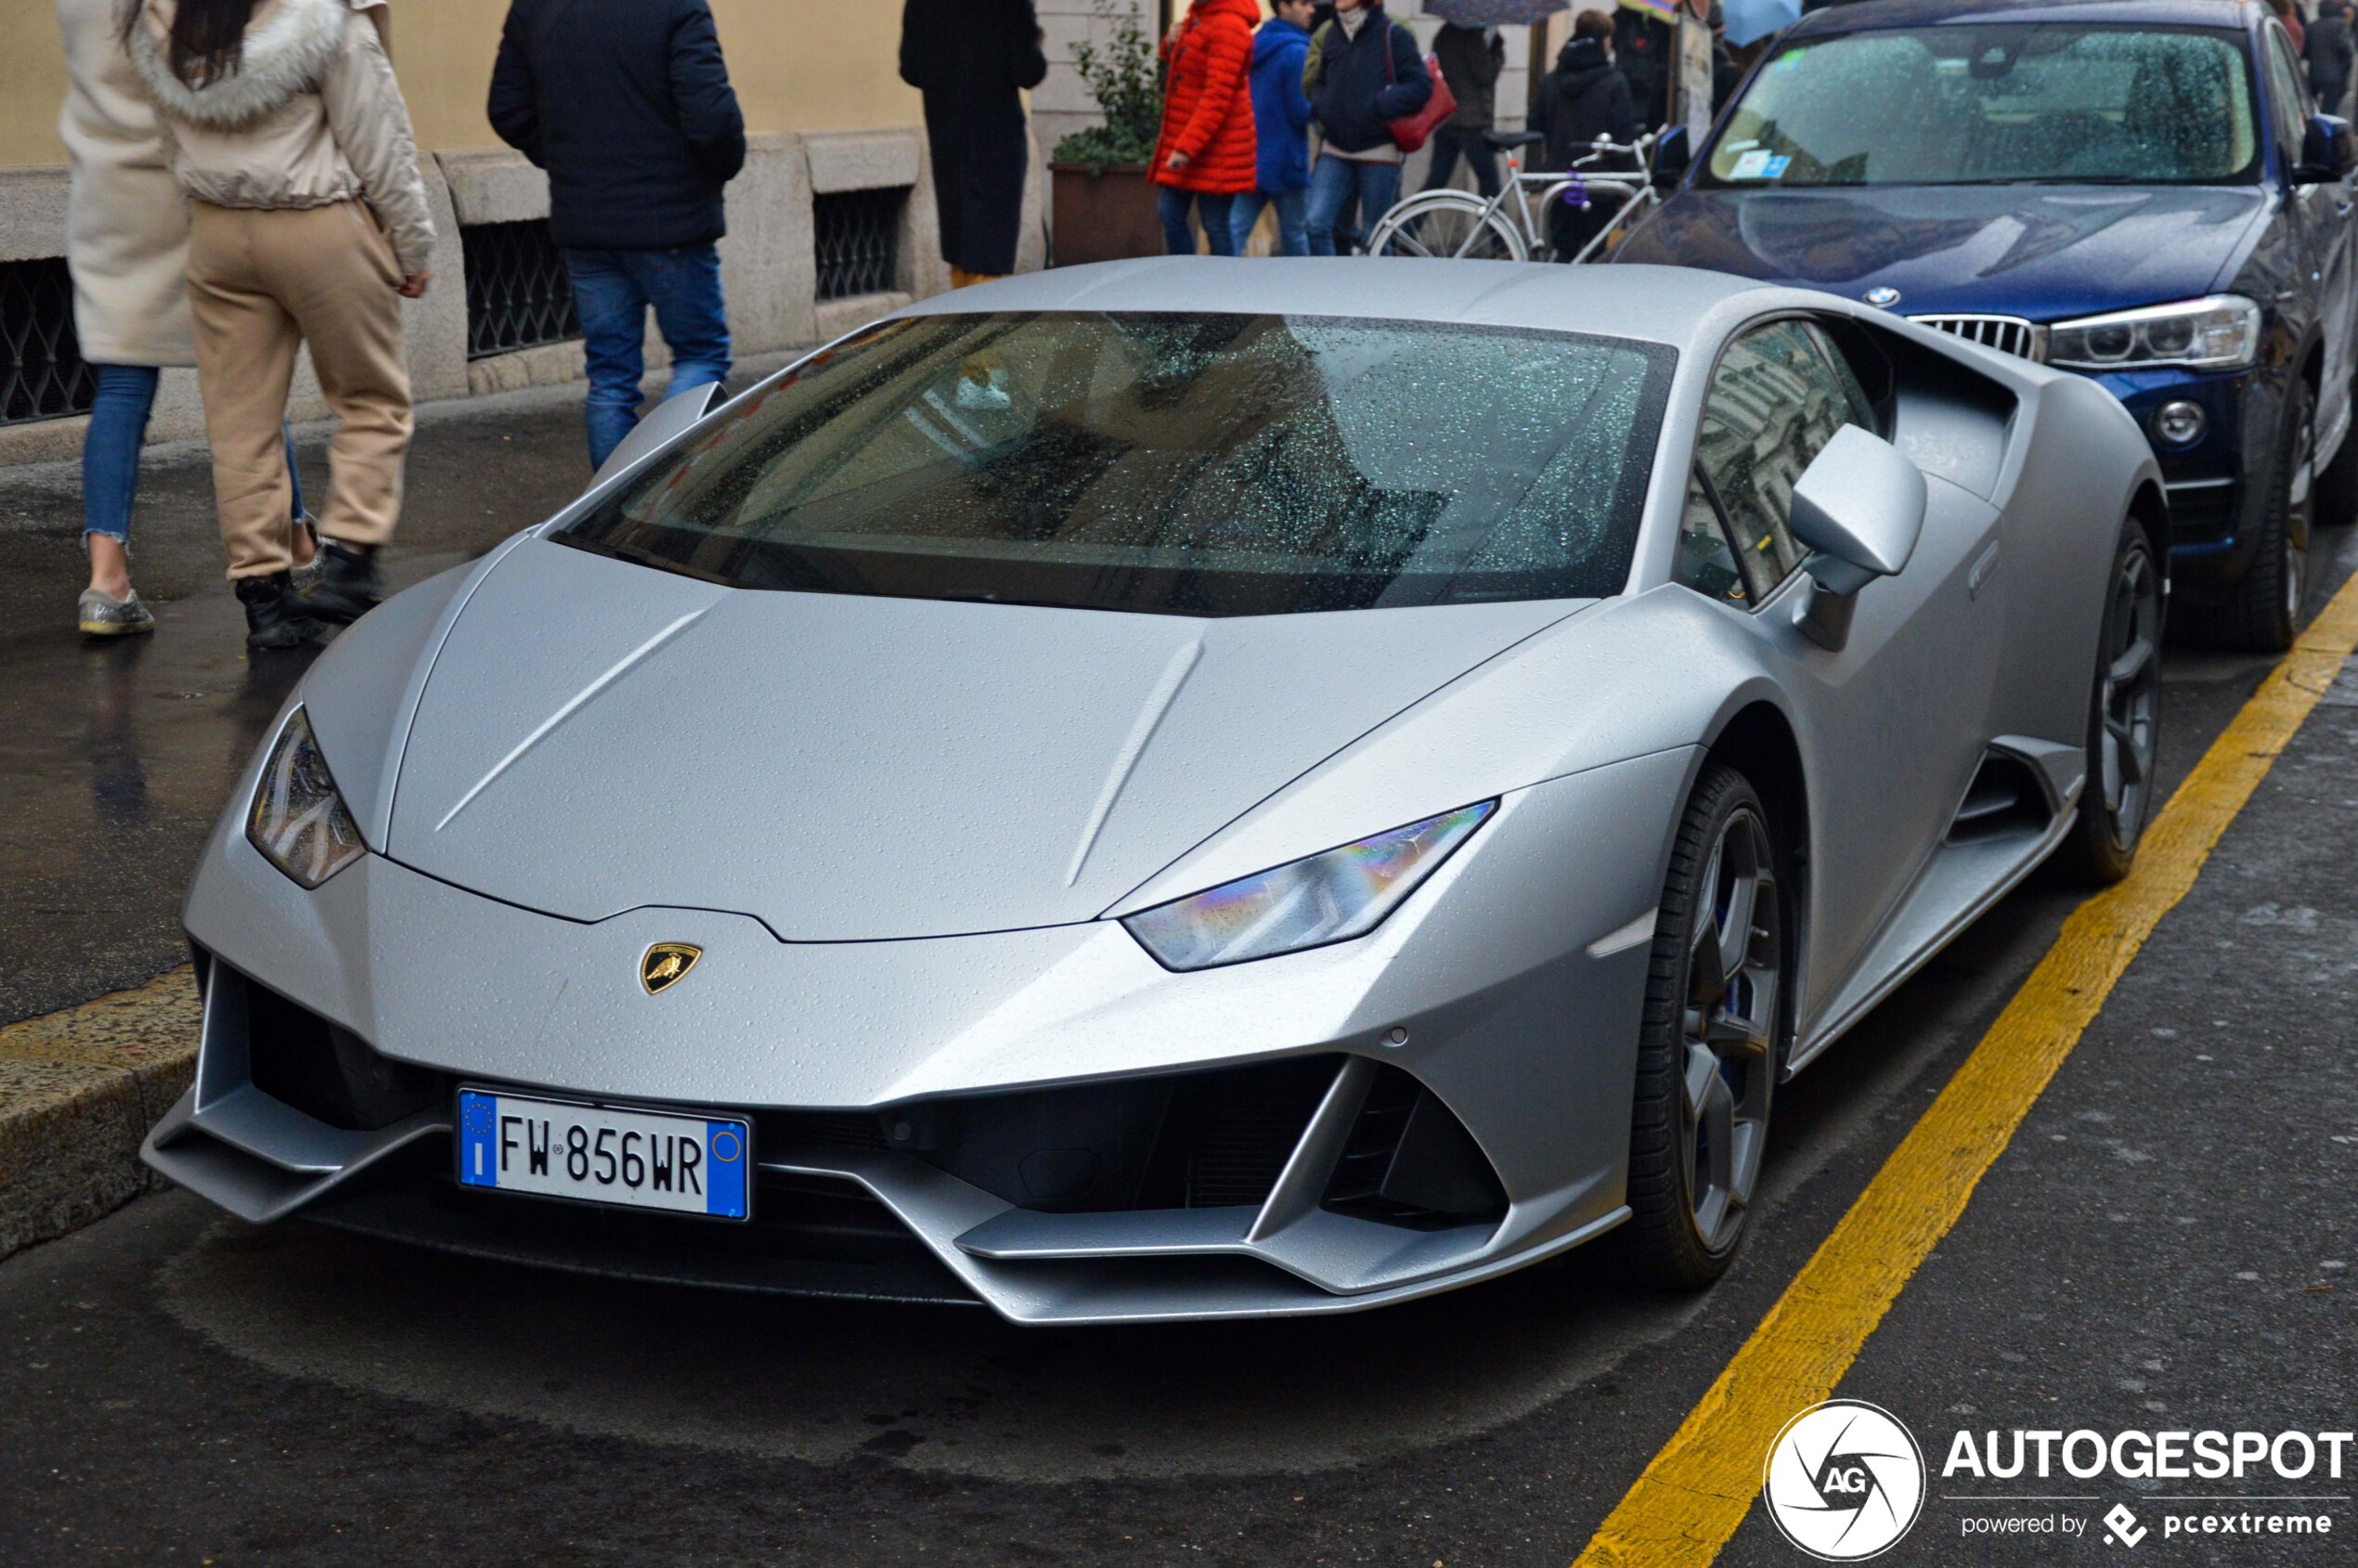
[1673,468,1748,605]
[1692,320,1867,603]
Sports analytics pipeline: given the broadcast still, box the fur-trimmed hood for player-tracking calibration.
[126,0,349,130]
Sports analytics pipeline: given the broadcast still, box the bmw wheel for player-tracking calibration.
[2195,378,2311,652]
[1623,764,1790,1289]
[2051,521,2164,886]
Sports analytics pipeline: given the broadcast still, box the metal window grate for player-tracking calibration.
[1908,313,2049,364]
[460,219,581,360]
[2,257,97,426]
[814,188,907,302]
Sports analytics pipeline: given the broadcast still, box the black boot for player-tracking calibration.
[301,540,382,626]
[236,573,324,652]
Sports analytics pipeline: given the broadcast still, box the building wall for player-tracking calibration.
[0,0,1049,463]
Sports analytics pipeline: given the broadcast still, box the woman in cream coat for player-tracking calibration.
[52,0,315,637]
[126,0,433,646]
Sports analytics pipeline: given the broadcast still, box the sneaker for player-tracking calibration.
[299,540,382,627]
[289,512,324,592]
[235,573,324,652]
[78,587,156,638]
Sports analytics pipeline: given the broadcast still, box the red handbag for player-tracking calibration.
[1386,39,1457,154]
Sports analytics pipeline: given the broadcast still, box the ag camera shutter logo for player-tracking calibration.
[1762,1400,1928,1561]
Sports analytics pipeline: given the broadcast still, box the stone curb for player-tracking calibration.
[0,967,199,1264]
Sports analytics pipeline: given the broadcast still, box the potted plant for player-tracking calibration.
[1050,0,1165,266]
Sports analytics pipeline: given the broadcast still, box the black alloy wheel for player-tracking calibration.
[2054,522,2165,885]
[1623,764,1791,1289]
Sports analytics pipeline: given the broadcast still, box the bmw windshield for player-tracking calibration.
[1705,25,2260,188]
[556,312,1674,616]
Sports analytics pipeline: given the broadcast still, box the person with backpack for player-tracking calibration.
[1232,0,1315,255]
[2311,0,2354,117]
[1301,0,1431,258]
[1151,0,1262,255]
[123,0,432,645]
[1536,10,1640,262]
[489,0,746,469]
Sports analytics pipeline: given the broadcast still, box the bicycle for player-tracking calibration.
[1366,128,1661,265]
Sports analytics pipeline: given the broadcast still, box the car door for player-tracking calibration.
[2263,20,2353,451]
[1672,318,2007,1031]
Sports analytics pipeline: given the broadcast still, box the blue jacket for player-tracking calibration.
[1306,7,1432,156]
[488,0,747,251]
[1249,19,1314,192]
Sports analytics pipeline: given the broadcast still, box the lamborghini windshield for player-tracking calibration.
[1705,25,2260,188]
[556,312,1673,616]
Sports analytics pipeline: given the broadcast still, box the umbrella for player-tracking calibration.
[1422,0,1571,27]
[1720,0,1799,46]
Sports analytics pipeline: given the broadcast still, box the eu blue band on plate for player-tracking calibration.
[459,1088,499,1187]
[706,1121,748,1218]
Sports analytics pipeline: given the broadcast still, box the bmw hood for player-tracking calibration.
[371,538,1578,940]
[1620,184,2270,319]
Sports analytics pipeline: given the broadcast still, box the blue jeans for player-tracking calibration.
[564,245,732,470]
[1157,188,1239,256]
[1231,188,1311,256]
[83,364,302,545]
[1306,156,1403,257]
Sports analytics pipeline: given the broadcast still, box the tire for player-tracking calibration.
[2316,398,2358,531]
[2049,521,2165,886]
[2187,377,2311,652]
[1367,194,1525,261]
[1622,764,1792,1289]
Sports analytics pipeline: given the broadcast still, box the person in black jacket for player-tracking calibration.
[1302,0,1431,257]
[1611,6,1673,133]
[488,0,747,468]
[901,0,1048,286]
[1537,13,1640,262]
[2311,1,2355,118]
[1422,23,1505,199]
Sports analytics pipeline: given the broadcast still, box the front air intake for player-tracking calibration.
[1321,1064,1507,1230]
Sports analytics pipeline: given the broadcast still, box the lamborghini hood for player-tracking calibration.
[377,538,1579,940]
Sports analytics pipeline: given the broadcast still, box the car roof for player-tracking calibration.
[893,258,1776,354]
[1786,0,2256,34]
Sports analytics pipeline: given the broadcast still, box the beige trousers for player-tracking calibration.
[188,201,411,580]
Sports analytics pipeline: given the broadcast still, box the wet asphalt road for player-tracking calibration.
[1,386,2354,1565]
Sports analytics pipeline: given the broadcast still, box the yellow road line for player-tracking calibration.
[1574,574,2358,1568]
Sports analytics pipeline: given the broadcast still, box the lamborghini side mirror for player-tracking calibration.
[588,381,728,490]
[2297,113,2358,184]
[1786,424,1926,652]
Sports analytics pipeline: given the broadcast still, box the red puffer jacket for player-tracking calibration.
[1152,0,1261,194]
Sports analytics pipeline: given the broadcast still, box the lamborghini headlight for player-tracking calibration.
[1122,801,1496,972]
[2046,295,2261,371]
[247,708,366,888]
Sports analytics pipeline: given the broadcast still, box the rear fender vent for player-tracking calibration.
[241,972,445,1131]
[1945,751,2054,846]
[1321,1065,1507,1230]
[898,1056,1343,1214]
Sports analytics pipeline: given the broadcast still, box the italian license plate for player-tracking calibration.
[456,1089,750,1220]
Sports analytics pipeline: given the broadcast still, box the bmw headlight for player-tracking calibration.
[247,708,366,888]
[2046,295,2261,371]
[1122,801,1496,972]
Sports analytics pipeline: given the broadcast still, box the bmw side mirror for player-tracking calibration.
[1652,125,1691,187]
[1785,424,1926,653]
[2297,114,2358,183]
[589,381,728,490]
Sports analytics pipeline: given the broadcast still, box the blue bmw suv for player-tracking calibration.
[1616,0,2358,649]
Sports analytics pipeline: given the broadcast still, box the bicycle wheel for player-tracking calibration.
[1367,193,1526,261]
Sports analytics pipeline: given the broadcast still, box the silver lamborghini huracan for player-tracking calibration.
[148,260,2166,1323]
